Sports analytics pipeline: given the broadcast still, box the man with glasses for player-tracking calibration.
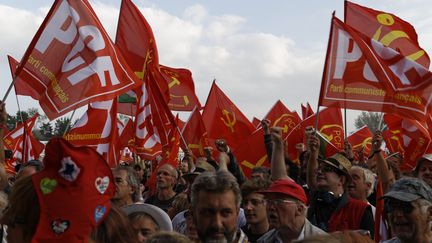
[306,133,374,234]
[240,178,271,242]
[382,178,432,243]
[256,127,327,242]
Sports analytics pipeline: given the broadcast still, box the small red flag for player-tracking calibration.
[347,125,373,156]
[264,100,301,139]
[181,107,209,158]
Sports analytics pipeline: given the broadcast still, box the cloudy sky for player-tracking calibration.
[0,0,432,132]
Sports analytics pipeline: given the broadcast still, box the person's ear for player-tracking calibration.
[296,203,306,216]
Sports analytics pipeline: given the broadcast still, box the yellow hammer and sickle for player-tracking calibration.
[169,94,190,107]
[168,77,181,88]
[319,124,343,142]
[374,13,425,62]
[352,137,372,150]
[134,50,153,80]
[220,109,236,133]
[273,114,296,133]
[241,155,268,169]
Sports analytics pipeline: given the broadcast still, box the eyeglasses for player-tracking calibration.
[384,199,414,214]
[266,199,297,207]
[243,198,266,206]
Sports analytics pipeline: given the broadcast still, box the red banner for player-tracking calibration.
[8,55,41,100]
[345,1,430,68]
[319,17,432,122]
[347,125,373,156]
[384,114,431,170]
[202,81,254,149]
[264,100,301,139]
[14,0,142,120]
[301,102,314,120]
[234,128,269,178]
[181,107,209,158]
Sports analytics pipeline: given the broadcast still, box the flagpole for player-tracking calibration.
[344,108,347,138]
[176,126,189,151]
[63,107,78,136]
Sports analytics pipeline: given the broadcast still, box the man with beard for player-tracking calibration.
[145,164,178,212]
[306,133,374,234]
[191,169,247,243]
[382,178,432,243]
[257,127,327,242]
[412,154,432,187]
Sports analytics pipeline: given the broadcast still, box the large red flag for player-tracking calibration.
[13,0,142,120]
[347,125,373,156]
[3,114,44,162]
[234,128,269,178]
[65,99,120,166]
[181,107,209,158]
[264,100,301,139]
[345,1,430,68]
[319,16,432,122]
[384,114,431,170]
[202,82,254,149]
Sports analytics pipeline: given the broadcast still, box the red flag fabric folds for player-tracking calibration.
[319,16,432,122]
[301,102,314,120]
[202,82,254,149]
[14,0,142,120]
[347,125,373,156]
[345,1,430,68]
[181,107,209,158]
[264,100,301,139]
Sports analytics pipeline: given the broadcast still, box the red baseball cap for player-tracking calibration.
[32,138,115,242]
[259,179,308,205]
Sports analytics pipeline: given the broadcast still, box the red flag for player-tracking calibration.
[384,114,431,170]
[8,55,41,100]
[3,114,44,162]
[13,0,142,120]
[160,65,201,111]
[347,125,373,156]
[202,82,254,149]
[117,118,134,150]
[161,116,181,165]
[181,107,209,158]
[345,1,430,68]
[264,100,301,139]
[234,128,269,178]
[319,16,432,122]
[301,102,314,120]
[286,107,343,162]
[65,99,120,166]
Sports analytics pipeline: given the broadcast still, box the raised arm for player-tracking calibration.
[306,132,320,190]
[269,127,289,180]
[261,119,273,160]
[370,131,394,193]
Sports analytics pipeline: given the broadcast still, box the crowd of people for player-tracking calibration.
[0,101,431,243]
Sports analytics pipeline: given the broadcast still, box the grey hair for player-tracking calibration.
[114,166,141,203]
[191,170,242,208]
[352,166,376,197]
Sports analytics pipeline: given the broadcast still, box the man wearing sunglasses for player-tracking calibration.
[382,178,432,243]
[306,133,374,235]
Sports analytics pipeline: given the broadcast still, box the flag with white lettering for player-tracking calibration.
[14,0,142,120]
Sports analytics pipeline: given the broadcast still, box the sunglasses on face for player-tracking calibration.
[384,199,414,214]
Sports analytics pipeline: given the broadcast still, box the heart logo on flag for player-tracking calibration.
[40,177,57,195]
[51,219,70,234]
[95,176,109,194]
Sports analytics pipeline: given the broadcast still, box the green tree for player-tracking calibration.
[54,117,71,137]
[354,111,387,134]
[39,122,54,140]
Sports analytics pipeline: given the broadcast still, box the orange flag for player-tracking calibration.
[233,128,269,178]
[384,114,431,171]
[264,100,301,139]
[14,0,142,120]
[345,1,430,68]
[347,125,373,156]
[202,81,254,149]
[181,107,209,158]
